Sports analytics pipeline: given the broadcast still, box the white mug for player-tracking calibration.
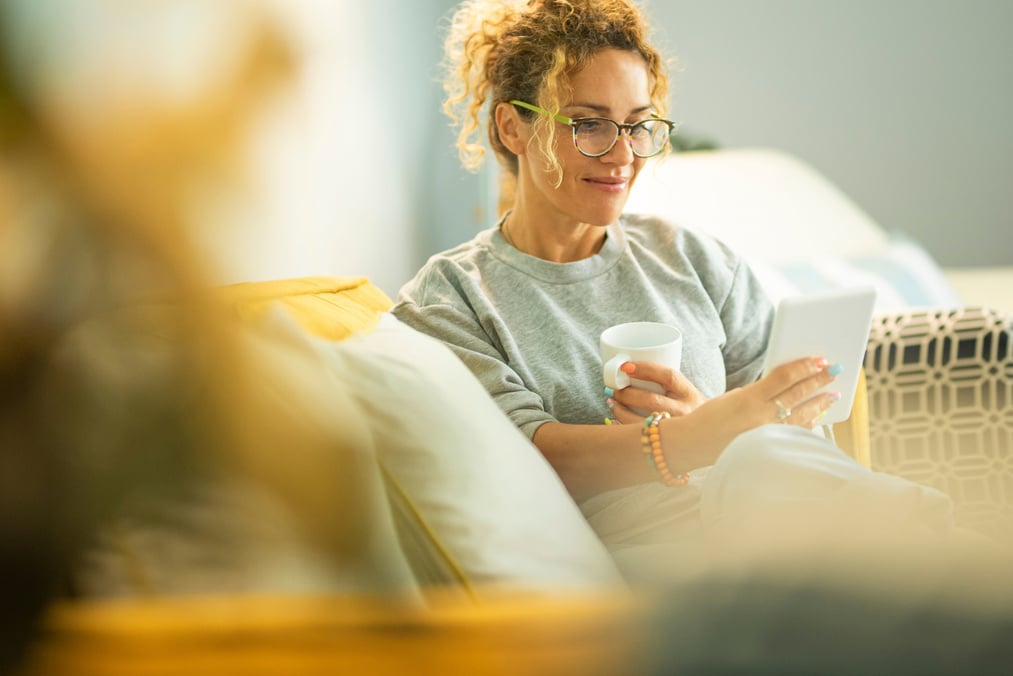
[600,322,683,403]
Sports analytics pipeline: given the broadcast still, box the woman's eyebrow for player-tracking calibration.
[567,102,653,116]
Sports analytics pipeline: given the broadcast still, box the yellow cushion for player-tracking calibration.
[214,276,393,341]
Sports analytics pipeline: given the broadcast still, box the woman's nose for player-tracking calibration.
[603,133,635,163]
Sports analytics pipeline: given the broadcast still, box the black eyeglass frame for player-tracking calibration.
[509,99,677,159]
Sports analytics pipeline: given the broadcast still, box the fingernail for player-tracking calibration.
[828,363,843,376]
[815,357,829,369]
[606,398,615,409]
[604,386,614,397]
[604,417,613,425]
[620,362,636,374]
[830,391,842,401]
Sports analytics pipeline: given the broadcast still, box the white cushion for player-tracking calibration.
[626,148,965,312]
[751,235,964,312]
[626,147,889,263]
[328,314,625,595]
[943,267,1013,316]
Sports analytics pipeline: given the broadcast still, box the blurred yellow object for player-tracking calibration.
[24,590,645,676]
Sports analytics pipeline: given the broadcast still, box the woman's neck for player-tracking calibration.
[501,208,607,263]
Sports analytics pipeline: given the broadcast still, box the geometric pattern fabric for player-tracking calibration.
[864,307,1013,539]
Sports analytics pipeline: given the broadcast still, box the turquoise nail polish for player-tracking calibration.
[604,386,614,397]
[828,363,843,376]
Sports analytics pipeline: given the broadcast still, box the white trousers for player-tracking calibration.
[695,424,1013,594]
[607,424,978,588]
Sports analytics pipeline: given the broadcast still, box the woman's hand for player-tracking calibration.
[747,356,841,429]
[606,360,708,423]
[654,356,841,473]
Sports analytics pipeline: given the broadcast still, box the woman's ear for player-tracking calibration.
[494,102,527,156]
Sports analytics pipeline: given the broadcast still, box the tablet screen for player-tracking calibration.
[760,286,877,425]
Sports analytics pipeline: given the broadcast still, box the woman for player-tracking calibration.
[393,0,957,575]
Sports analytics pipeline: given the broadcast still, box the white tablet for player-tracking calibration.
[760,286,877,425]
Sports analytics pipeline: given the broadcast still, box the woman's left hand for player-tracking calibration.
[607,360,707,423]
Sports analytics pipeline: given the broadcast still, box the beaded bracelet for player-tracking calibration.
[641,412,689,487]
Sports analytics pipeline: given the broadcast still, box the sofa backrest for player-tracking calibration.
[626,148,889,264]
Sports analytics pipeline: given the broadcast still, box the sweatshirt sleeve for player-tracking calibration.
[718,257,774,389]
[392,272,558,440]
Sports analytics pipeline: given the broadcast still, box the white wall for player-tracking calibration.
[233,0,489,297]
[210,0,422,296]
[642,0,1013,266]
[0,0,436,298]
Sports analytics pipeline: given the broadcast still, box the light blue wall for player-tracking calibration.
[362,0,494,291]
[372,0,1012,281]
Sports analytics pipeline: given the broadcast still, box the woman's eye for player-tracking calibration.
[629,124,650,137]
[577,120,606,134]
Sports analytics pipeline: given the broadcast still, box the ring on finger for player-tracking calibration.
[774,398,791,423]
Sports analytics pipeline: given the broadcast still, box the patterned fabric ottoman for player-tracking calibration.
[864,307,1013,539]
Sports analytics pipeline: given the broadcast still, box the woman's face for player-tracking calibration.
[520,48,654,228]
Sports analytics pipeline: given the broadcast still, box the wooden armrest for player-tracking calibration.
[832,368,871,468]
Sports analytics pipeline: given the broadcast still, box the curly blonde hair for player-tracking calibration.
[442,0,669,186]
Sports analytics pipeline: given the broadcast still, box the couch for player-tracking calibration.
[19,149,1013,675]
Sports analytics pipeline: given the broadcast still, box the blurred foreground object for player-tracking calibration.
[22,590,643,676]
[0,1,390,671]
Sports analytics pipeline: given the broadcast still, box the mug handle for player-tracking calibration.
[603,353,631,390]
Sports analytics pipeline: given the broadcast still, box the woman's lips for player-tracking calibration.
[584,176,629,193]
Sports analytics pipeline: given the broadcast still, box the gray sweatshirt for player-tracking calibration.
[392,213,773,440]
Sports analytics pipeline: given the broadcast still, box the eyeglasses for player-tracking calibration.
[509,99,675,159]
